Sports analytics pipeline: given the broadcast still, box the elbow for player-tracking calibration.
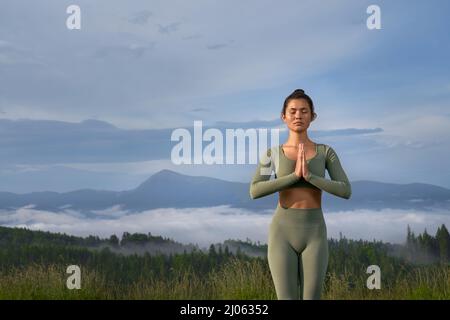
[249,190,261,200]
[249,185,262,200]
[249,186,257,200]
[343,184,352,200]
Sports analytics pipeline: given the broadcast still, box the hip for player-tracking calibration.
[272,203,326,228]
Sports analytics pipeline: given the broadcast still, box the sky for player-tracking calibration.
[1,0,450,193]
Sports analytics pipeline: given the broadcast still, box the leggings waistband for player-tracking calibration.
[274,203,325,225]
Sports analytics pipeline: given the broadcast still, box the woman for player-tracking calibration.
[249,89,352,300]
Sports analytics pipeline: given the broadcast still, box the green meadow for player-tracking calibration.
[0,225,449,300]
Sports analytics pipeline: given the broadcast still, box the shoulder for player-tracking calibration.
[320,143,335,151]
[319,143,334,154]
[317,143,329,155]
[267,145,282,156]
[260,145,279,161]
[321,144,340,161]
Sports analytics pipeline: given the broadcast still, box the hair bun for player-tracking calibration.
[294,89,305,94]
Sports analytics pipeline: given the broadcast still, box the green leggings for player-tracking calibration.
[268,204,329,300]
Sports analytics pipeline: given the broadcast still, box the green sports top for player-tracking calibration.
[249,143,352,200]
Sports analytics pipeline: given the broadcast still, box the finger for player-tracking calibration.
[300,149,304,169]
[302,148,306,170]
[299,148,303,168]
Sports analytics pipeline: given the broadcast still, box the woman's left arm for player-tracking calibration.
[305,146,352,199]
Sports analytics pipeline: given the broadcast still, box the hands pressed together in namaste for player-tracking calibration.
[294,143,310,180]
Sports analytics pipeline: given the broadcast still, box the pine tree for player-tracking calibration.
[436,224,450,264]
[109,234,119,247]
[406,224,412,246]
[209,244,217,257]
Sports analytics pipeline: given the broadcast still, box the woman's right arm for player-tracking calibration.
[249,148,300,199]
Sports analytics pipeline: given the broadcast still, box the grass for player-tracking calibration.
[0,259,448,300]
[324,264,450,299]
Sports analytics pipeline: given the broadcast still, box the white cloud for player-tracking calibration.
[1,205,449,248]
[324,208,450,243]
[59,159,171,175]
[91,205,130,217]
[0,0,372,129]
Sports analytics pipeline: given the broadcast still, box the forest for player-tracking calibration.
[0,224,448,299]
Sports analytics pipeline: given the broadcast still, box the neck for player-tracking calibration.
[284,131,312,146]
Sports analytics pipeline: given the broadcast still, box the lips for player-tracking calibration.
[294,122,303,125]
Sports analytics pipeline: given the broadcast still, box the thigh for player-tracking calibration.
[267,219,300,300]
[299,224,329,300]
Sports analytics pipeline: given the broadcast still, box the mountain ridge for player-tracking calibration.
[1,169,449,214]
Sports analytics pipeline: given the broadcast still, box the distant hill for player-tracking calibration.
[0,169,449,216]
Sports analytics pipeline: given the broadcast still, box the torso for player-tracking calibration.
[278,142,322,209]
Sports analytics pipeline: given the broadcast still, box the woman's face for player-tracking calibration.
[282,98,314,132]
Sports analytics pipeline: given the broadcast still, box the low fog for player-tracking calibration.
[1,205,449,248]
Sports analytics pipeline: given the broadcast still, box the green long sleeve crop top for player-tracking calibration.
[249,143,352,200]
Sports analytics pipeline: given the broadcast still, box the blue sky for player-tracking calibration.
[1,0,450,193]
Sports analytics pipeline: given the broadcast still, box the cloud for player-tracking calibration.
[2,205,449,248]
[157,22,182,34]
[3,114,450,192]
[0,118,171,165]
[93,42,156,59]
[0,118,381,166]
[383,114,450,146]
[1,1,449,192]
[190,107,210,113]
[127,10,152,25]
[0,0,377,129]
[0,39,42,65]
[324,208,450,244]
[0,163,149,193]
[182,34,203,40]
[291,127,384,137]
[91,205,130,218]
[206,43,229,50]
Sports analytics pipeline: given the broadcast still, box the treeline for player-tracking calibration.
[0,226,266,257]
[0,226,188,248]
[0,226,254,285]
[405,224,450,264]
[0,225,449,286]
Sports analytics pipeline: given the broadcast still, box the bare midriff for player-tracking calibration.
[278,143,322,209]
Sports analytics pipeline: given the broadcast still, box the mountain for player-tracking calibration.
[0,169,450,216]
[124,169,249,210]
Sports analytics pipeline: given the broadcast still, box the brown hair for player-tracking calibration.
[281,89,315,120]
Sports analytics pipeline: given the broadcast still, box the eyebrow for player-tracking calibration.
[288,106,308,110]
